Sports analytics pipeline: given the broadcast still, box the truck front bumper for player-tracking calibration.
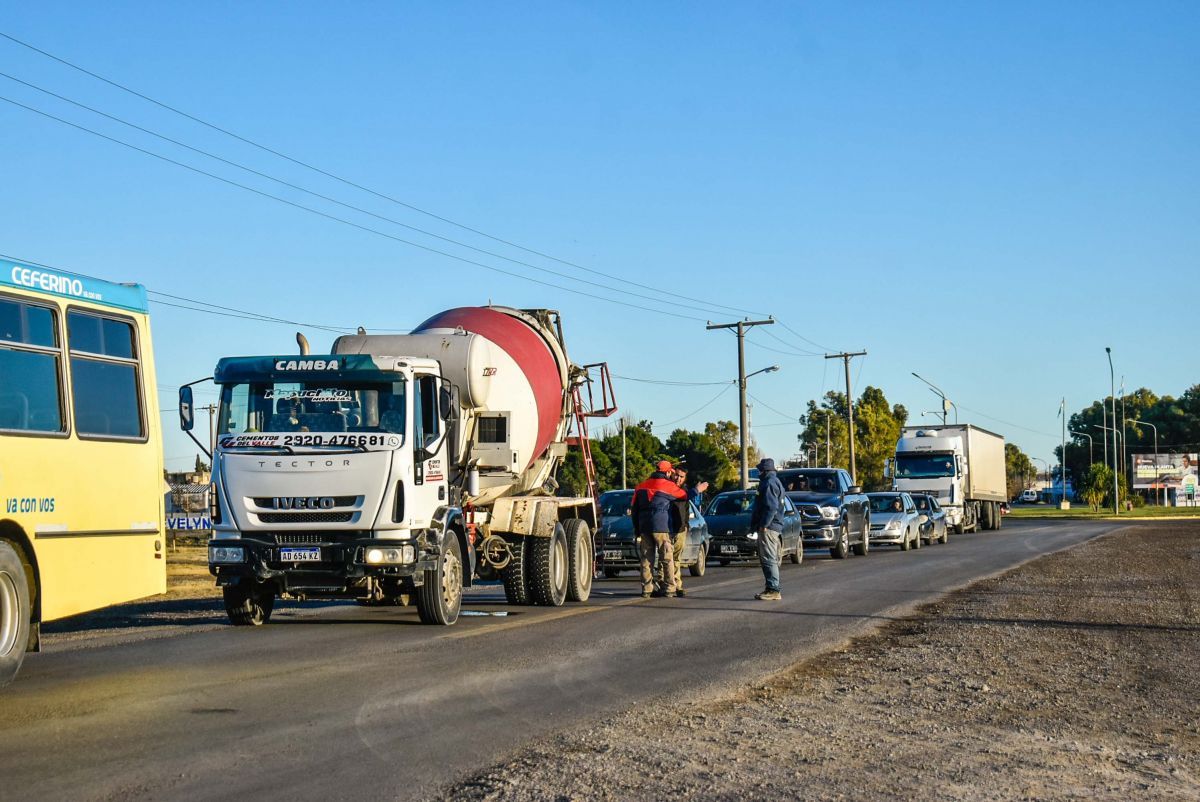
[801,523,840,546]
[209,537,437,595]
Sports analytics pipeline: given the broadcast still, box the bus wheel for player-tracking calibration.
[223,582,274,626]
[0,542,32,688]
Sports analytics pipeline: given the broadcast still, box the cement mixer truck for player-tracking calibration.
[178,307,616,626]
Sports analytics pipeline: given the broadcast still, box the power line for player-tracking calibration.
[776,318,838,353]
[613,374,732,387]
[746,391,797,423]
[0,94,711,322]
[653,384,734,430]
[759,326,823,356]
[0,30,764,319]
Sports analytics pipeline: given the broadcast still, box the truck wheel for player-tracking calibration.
[993,503,1003,531]
[416,535,463,625]
[852,518,870,556]
[0,541,32,688]
[830,522,849,560]
[980,501,995,531]
[223,582,274,626]
[690,544,708,577]
[501,535,531,605]
[529,525,568,607]
[564,519,593,603]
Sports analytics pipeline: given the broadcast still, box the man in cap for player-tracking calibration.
[630,459,687,598]
[750,457,786,600]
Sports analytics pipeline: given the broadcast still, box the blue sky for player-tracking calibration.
[1,2,1196,471]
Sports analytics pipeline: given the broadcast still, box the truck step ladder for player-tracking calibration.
[565,362,618,506]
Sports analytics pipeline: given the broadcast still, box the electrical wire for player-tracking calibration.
[653,384,734,429]
[746,391,798,422]
[0,94,710,322]
[776,318,838,353]
[760,326,823,356]
[613,374,733,387]
[0,30,764,319]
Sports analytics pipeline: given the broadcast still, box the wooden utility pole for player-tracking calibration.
[706,318,775,489]
[825,351,867,484]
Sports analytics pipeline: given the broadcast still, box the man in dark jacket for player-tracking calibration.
[750,457,786,600]
[631,460,686,598]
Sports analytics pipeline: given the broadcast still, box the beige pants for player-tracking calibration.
[639,532,676,594]
[671,530,687,590]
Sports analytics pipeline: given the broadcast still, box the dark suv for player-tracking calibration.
[777,468,870,559]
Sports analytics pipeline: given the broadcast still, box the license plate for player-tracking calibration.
[603,550,622,560]
[279,546,321,562]
[721,545,738,554]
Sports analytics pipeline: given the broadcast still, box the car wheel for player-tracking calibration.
[690,544,708,577]
[789,539,803,565]
[830,522,849,560]
[899,530,910,551]
[913,527,922,549]
[940,525,949,545]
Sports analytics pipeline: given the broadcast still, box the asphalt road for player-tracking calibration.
[0,518,1120,801]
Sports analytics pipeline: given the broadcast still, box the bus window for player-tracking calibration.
[68,311,144,439]
[0,297,65,433]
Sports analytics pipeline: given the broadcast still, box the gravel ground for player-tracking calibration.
[445,522,1200,801]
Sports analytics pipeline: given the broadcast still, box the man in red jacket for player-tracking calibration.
[630,460,687,598]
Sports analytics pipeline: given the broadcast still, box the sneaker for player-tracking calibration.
[675,587,687,598]
[755,589,782,601]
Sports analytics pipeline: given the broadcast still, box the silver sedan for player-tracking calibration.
[911,493,949,545]
[866,492,922,551]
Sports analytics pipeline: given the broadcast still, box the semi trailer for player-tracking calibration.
[888,424,1006,533]
[180,306,615,626]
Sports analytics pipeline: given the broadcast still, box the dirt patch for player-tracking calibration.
[445,522,1200,801]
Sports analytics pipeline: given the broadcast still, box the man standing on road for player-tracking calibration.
[631,460,687,598]
[667,465,709,598]
[751,457,786,601]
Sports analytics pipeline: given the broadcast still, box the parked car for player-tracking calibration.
[594,489,710,578]
[778,467,870,559]
[866,492,922,551]
[704,490,803,565]
[1020,489,1039,504]
[911,493,949,545]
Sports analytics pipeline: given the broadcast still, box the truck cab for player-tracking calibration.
[891,431,969,531]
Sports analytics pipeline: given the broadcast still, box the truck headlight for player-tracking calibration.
[210,545,245,564]
[820,506,839,520]
[365,545,415,564]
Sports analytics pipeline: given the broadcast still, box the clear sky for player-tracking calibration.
[1,2,1196,472]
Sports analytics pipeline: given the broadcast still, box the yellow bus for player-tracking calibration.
[0,256,166,686]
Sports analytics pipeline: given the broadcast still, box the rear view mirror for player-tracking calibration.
[179,386,195,432]
[439,386,453,420]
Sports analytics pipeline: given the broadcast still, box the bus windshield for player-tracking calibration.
[895,454,955,479]
[218,378,407,438]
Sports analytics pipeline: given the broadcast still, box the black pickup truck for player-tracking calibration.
[777,468,871,559]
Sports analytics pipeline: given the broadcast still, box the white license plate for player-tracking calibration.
[603,550,623,560]
[279,546,321,562]
[721,545,739,554]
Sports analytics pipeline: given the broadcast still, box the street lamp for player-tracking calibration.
[1127,419,1161,506]
[1105,347,1119,514]
[1070,429,1094,466]
[912,373,958,424]
[739,365,780,488]
[1032,457,1051,500]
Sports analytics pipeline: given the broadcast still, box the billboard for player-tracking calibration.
[1132,453,1198,494]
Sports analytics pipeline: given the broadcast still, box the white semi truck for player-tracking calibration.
[889,424,1006,533]
[179,306,615,626]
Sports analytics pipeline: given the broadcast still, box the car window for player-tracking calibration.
[783,497,795,513]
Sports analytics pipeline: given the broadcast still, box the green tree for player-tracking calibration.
[664,428,731,493]
[703,420,757,489]
[798,387,906,490]
[1005,442,1035,501]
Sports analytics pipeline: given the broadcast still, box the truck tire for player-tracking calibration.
[0,541,31,688]
[852,518,870,556]
[528,524,568,607]
[564,519,593,603]
[223,581,274,626]
[416,534,463,625]
[981,501,995,531]
[994,504,1002,531]
[501,535,531,605]
[830,522,849,560]
[689,543,707,577]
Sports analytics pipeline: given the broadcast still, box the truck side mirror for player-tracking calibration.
[179,386,195,432]
[848,485,862,494]
[438,386,453,420]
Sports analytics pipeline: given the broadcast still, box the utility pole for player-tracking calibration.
[1059,398,1068,507]
[824,410,831,467]
[826,350,867,484]
[620,417,627,490]
[1106,348,1119,514]
[200,404,218,463]
[707,318,776,489]
[1119,377,1126,489]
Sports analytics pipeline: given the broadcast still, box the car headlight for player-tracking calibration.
[884,520,901,532]
[820,506,839,520]
[209,544,245,564]
[746,531,759,541]
[364,545,415,564]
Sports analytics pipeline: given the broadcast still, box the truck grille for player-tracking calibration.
[251,496,359,508]
[258,512,354,524]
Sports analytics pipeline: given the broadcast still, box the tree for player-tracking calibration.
[798,387,906,491]
[194,455,211,474]
[703,420,757,489]
[1079,462,1128,510]
[1005,442,1035,501]
[664,428,732,492]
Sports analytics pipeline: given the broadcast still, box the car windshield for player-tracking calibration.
[869,495,905,514]
[896,454,955,479]
[599,491,634,518]
[218,377,407,437]
[912,496,930,511]
[707,494,754,516]
[778,471,839,493]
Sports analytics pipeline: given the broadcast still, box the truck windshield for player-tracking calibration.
[217,378,407,438]
[895,454,955,479]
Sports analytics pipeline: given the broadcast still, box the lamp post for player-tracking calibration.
[737,364,780,488]
[707,318,776,490]
[912,373,957,424]
[1032,457,1051,501]
[1127,419,1160,506]
[1070,429,1094,466]
[1105,348,1119,514]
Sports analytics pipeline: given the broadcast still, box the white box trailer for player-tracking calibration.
[891,424,1006,533]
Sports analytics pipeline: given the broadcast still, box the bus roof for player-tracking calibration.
[1,256,149,313]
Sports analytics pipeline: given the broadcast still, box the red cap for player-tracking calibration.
[656,460,673,472]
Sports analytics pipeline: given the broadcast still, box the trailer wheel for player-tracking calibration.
[501,535,531,605]
[416,535,463,625]
[564,519,593,603]
[0,542,31,688]
[993,504,1002,531]
[529,524,568,607]
[689,543,708,577]
[223,582,274,626]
